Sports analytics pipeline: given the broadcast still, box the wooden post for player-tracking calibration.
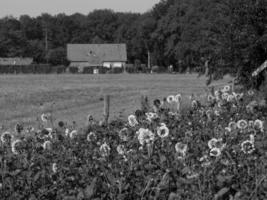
[141,94,149,112]
[103,95,110,125]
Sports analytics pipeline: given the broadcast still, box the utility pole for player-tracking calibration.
[147,50,151,71]
[45,25,48,64]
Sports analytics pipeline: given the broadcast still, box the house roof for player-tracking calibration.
[67,44,127,64]
[252,60,267,77]
[0,57,33,65]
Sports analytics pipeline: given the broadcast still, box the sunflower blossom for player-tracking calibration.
[100,142,111,157]
[241,140,255,154]
[175,142,188,158]
[42,140,52,150]
[157,124,169,138]
[128,115,138,127]
[11,139,22,155]
[210,147,221,157]
[137,128,155,146]
[167,95,175,103]
[237,120,248,130]
[0,131,13,143]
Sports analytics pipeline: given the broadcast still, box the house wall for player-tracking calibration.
[103,62,125,68]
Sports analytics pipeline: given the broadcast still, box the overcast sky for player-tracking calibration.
[0,0,160,18]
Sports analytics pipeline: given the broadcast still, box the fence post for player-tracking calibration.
[103,94,110,125]
[141,94,149,112]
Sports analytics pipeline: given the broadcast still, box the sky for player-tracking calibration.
[0,0,161,18]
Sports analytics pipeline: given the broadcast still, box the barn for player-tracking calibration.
[67,43,127,72]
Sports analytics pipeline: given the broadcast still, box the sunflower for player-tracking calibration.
[221,93,229,100]
[157,125,169,138]
[128,115,138,127]
[69,130,78,139]
[87,131,97,142]
[191,100,198,109]
[175,142,188,156]
[42,140,52,150]
[41,113,51,123]
[209,147,221,157]
[248,90,254,96]
[254,119,264,131]
[223,85,231,92]
[167,95,175,103]
[137,128,155,146]
[118,128,129,142]
[117,145,126,155]
[208,138,225,150]
[52,163,58,173]
[100,142,111,157]
[237,120,248,130]
[174,94,182,103]
[145,112,158,122]
[228,121,237,131]
[241,140,255,154]
[11,139,23,155]
[0,131,13,143]
[227,95,235,102]
[199,155,211,167]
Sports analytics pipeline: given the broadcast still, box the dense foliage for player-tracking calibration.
[0,0,266,84]
[1,86,267,199]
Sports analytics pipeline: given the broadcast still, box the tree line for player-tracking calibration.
[0,0,266,85]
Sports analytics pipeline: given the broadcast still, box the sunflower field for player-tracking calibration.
[1,86,267,200]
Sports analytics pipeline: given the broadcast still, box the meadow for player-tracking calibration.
[0,73,231,128]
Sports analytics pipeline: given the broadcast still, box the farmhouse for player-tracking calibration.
[67,43,127,72]
[0,57,33,65]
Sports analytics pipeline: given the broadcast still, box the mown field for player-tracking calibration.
[0,73,231,128]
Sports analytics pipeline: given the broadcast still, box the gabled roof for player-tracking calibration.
[252,60,267,77]
[0,57,33,65]
[67,44,127,64]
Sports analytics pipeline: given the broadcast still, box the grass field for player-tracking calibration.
[0,73,232,128]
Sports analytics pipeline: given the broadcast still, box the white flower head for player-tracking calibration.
[128,115,138,127]
[116,145,126,155]
[65,128,70,136]
[210,147,222,157]
[248,90,254,96]
[137,128,155,146]
[41,113,51,123]
[52,163,58,173]
[157,125,169,138]
[175,142,188,158]
[69,130,78,139]
[100,142,111,157]
[1,131,13,143]
[145,112,158,122]
[42,140,52,150]
[228,121,237,131]
[118,128,129,141]
[223,85,231,92]
[221,93,229,100]
[199,155,211,167]
[237,120,248,130]
[227,95,235,102]
[241,140,255,154]
[254,119,264,131]
[87,131,97,142]
[208,138,225,150]
[174,94,182,103]
[11,139,22,155]
[167,95,175,103]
